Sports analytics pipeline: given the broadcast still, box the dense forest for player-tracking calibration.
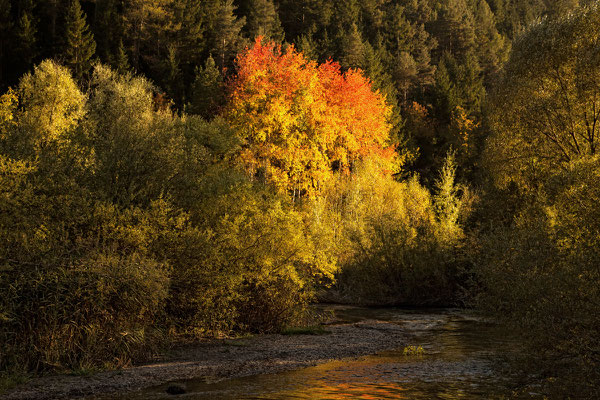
[1,0,599,397]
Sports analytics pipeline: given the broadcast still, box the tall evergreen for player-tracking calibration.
[164,44,183,105]
[242,0,284,42]
[114,40,131,76]
[16,11,38,72]
[296,30,319,61]
[94,0,121,64]
[473,0,508,78]
[340,23,364,70]
[122,0,174,71]
[63,0,96,82]
[187,55,224,119]
[209,0,246,70]
[276,0,333,42]
[431,0,476,60]
[172,0,205,72]
[0,0,11,87]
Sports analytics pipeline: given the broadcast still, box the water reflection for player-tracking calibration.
[120,308,536,399]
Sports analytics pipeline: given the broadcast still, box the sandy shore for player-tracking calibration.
[4,318,410,400]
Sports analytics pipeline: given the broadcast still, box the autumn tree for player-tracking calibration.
[225,38,397,198]
[486,4,600,190]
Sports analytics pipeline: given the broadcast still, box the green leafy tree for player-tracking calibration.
[486,4,600,190]
[63,0,97,82]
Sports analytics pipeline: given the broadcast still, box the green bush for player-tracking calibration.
[475,157,600,396]
[0,60,337,375]
[319,155,471,305]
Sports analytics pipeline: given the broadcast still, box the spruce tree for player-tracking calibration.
[164,44,183,105]
[242,0,284,42]
[340,23,364,70]
[187,55,224,119]
[172,0,204,75]
[296,29,319,61]
[431,0,476,60]
[0,0,11,86]
[277,0,333,42]
[474,0,508,78]
[114,40,131,75]
[63,0,96,82]
[209,0,246,70]
[16,12,38,72]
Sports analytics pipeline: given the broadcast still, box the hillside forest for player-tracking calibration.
[1,0,599,396]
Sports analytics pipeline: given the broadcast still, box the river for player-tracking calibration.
[116,307,542,399]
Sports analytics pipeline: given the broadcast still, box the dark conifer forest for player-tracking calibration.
[1,0,599,397]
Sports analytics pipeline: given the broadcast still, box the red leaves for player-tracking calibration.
[226,37,397,197]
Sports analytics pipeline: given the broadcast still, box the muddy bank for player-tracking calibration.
[4,318,410,400]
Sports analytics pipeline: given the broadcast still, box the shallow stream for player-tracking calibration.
[127,307,541,399]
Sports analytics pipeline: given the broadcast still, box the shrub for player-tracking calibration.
[320,156,470,305]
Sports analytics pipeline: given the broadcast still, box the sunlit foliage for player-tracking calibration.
[226,38,397,198]
[486,4,600,191]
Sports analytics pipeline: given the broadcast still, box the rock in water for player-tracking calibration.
[166,383,186,395]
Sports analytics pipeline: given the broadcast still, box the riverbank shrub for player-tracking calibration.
[478,6,600,395]
[0,61,335,374]
[476,158,600,396]
[320,155,472,306]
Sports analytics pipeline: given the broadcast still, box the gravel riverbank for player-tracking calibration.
[4,318,410,400]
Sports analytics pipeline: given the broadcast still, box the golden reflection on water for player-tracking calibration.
[121,309,532,400]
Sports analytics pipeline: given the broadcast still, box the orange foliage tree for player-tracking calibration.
[225,38,397,198]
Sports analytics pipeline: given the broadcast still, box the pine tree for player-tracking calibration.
[277,0,333,42]
[122,0,174,71]
[431,0,476,60]
[0,0,11,86]
[474,0,508,78]
[94,0,121,63]
[114,40,131,75]
[413,24,436,89]
[432,51,484,122]
[164,44,183,105]
[187,55,224,119]
[242,0,284,42]
[340,23,364,70]
[208,0,246,70]
[16,11,38,71]
[361,41,402,140]
[172,0,204,74]
[63,0,96,82]
[395,51,418,104]
[296,30,319,61]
